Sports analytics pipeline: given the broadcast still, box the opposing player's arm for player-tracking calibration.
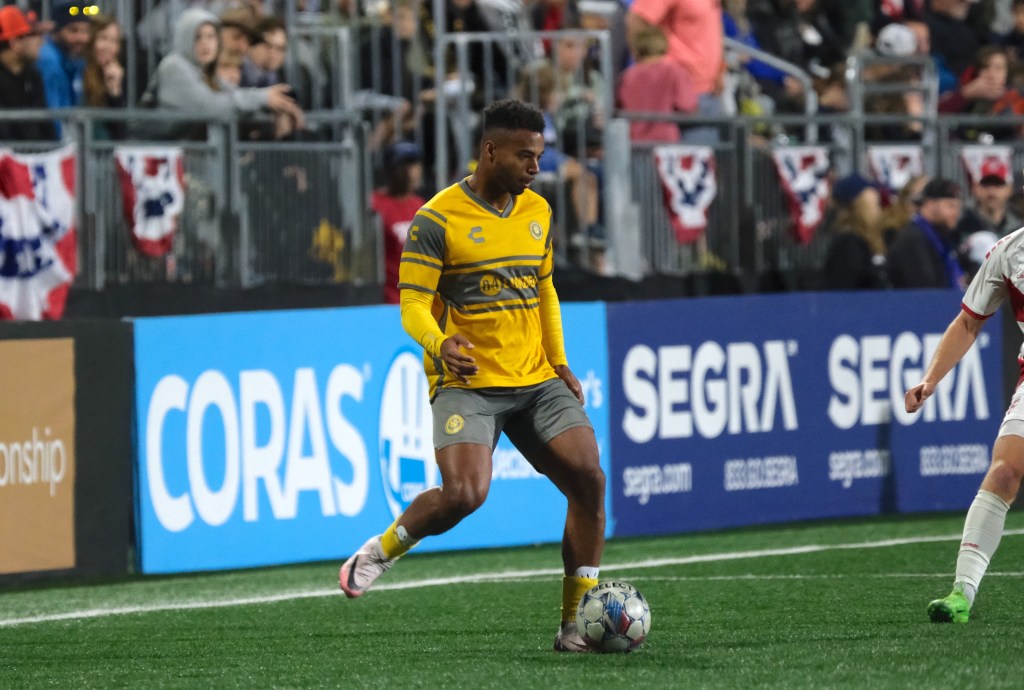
[905,309,986,413]
[399,211,446,358]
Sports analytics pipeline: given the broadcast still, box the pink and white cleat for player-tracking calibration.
[338,535,394,598]
[553,621,592,653]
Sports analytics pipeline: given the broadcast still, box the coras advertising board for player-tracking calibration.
[607,290,1003,536]
[133,304,611,574]
[0,339,76,575]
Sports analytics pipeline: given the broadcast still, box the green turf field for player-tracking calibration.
[3,512,1023,689]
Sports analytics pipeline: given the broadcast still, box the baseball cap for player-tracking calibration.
[0,6,54,41]
[875,23,917,57]
[831,173,877,205]
[53,1,98,30]
[386,141,423,166]
[914,177,961,202]
[978,158,1009,186]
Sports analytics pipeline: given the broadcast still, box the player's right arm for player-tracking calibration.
[905,310,986,413]
[907,233,1010,413]
[398,211,477,382]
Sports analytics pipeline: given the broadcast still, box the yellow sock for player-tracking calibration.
[561,575,598,623]
[380,521,417,560]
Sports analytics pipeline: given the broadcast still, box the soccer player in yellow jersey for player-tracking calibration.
[338,99,605,652]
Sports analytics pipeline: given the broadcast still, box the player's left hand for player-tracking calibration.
[554,364,584,406]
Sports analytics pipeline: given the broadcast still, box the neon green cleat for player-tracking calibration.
[927,584,971,623]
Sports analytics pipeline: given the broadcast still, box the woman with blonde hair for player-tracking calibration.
[823,173,889,289]
[880,174,929,244]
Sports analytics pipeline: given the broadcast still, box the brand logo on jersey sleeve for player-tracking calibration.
[529,221,543,240]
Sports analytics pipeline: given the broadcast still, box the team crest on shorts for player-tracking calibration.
[445,414,465,434]
[529,221,543,240]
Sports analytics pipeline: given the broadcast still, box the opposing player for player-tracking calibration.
[338,99,606,652]
[906,226,1024,623]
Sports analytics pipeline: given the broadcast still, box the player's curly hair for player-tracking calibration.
[481,99,545,137]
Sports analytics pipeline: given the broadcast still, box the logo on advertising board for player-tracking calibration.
[0,339,76,575]
[608,291,1002,538]
[379,350,437,519]
[133,305,612,574]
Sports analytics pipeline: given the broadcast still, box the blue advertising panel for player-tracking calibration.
[607,290,1002,537]
[133,303,610,574]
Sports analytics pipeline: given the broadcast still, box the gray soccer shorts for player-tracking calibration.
[431,378,593,453]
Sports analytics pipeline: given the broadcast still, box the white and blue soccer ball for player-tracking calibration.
[575,581,651,652]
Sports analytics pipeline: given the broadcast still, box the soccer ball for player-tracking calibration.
[575,581,651,652]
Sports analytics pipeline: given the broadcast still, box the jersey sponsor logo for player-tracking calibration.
[468,226,485,243]
[529,221,543,240]
[445,414,465,434]
[479,275,502,296]
[479,272,539,296]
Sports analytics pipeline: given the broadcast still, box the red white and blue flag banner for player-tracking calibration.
[960,145,1013,186]
[771,146,830,244]
[653,145,717,244]
[0,145,77,321]
[115,147,186,257]
[867,144,923,196]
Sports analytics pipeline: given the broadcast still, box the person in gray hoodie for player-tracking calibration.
[149,7,302,135]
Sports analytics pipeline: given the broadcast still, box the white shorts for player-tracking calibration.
[998,378,1024,438]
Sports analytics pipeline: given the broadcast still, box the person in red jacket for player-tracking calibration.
[371,141,426,303]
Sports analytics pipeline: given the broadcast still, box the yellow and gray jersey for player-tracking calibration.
[399,179,558,397]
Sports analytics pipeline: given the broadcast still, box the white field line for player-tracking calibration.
[2,528,1021,628]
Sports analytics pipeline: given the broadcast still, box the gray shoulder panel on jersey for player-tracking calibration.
[408,212,446,261]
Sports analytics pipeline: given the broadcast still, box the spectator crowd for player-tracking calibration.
[2,0,1024,290]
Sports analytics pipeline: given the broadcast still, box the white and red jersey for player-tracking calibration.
[962,224,1024,361]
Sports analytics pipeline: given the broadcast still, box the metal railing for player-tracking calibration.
[723,36,818,143]
[0,108,371,291]
[4,108,1024,296]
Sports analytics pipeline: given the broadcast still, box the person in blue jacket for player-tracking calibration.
[37,0,91,135]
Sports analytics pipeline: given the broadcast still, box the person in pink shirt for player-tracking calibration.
[617,23,698,142]
[626,0,723,99]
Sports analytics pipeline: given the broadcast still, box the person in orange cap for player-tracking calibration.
[0,5,56,140]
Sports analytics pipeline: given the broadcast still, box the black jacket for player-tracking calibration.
[0,60,57,141]
[887,218,963,289]
[824,232,889,290]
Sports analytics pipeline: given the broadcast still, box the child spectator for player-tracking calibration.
[617,23,697,142]
[939,45,1024,140]
[552,31,606,133]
